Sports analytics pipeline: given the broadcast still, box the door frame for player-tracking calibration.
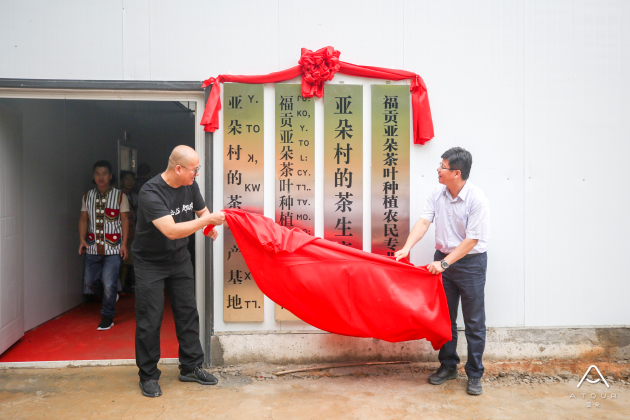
[0,103,24,356]
[0,81,214,365]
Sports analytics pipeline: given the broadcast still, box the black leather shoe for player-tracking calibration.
[139,380,162,398]
[428,366,459,385]
[467,377,483,395]
[178,366,218,385]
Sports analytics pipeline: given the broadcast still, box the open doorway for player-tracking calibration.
[0,96,202,363]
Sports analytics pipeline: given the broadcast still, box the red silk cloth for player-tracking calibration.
[222,209,451,349]
[201,46,434,145]
[203,224,215,236]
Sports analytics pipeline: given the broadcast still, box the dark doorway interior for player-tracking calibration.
[0,98,196,361]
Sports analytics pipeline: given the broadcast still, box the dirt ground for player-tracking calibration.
[1,359,629,419]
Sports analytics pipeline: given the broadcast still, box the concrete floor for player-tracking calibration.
[1,362,629,419]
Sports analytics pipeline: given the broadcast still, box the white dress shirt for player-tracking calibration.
[420,181,490,254]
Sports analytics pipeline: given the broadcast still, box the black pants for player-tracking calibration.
[435,250,487,378]
[135,259,204,381]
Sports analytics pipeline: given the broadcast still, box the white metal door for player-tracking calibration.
[0,103,24,355]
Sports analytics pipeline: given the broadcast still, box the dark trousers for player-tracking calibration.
[135,259,204,381]
[435,250,487,378]
[84,254,121,319]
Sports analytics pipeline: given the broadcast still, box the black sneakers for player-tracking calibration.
[139,380,162,398]
[467,377,483,395]
[96,316,114,331]
[428,366,483,395]
[138,367,216,397]
[428,366,459,385]
[178,366,218,385]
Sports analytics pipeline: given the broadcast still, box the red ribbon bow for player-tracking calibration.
[298,46,341,98]
[201,76,220,89]
[200,47,434,144]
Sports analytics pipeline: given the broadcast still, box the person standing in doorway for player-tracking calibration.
[79,160,130,330]
[120,170,138,293]
[133,163,151,196]
[132,145,224,398]
[395,147,490,396]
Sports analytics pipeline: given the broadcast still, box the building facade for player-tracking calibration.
[1,0,629,364]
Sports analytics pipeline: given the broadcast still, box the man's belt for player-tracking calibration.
[436,250,481,259]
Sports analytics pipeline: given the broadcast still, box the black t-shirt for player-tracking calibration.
[132,174,206,266]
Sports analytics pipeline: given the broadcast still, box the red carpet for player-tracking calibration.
[0,295,178,362]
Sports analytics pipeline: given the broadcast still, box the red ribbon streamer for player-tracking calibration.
[200,47,434,145]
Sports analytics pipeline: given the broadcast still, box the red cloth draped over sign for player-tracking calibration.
[222,209,451,349]
[201,46,434,145]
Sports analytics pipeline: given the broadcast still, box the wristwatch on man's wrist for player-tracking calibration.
[440,259,450,270]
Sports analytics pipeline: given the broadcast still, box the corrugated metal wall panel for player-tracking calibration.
[0,0,123,79]
[524,0,630,326]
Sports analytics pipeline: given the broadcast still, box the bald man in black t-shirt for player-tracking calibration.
[133,145,224,398]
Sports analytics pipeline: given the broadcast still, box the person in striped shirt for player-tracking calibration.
[79,160,130,331]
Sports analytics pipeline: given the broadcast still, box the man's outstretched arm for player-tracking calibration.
[152,210,224,240]
[394,217,432,261]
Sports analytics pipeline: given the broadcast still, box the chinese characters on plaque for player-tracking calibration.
[371,85,410,256]
[324,85,363,249]
[223,83,265,322]
[220,82,410,323]
[274,84,315,321]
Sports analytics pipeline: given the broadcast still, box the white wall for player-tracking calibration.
[523,0,630,326]
[0,0,628,328]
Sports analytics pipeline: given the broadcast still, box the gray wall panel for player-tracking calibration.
[523,0,630,326]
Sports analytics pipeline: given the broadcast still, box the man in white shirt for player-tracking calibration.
[395,147,490,395]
